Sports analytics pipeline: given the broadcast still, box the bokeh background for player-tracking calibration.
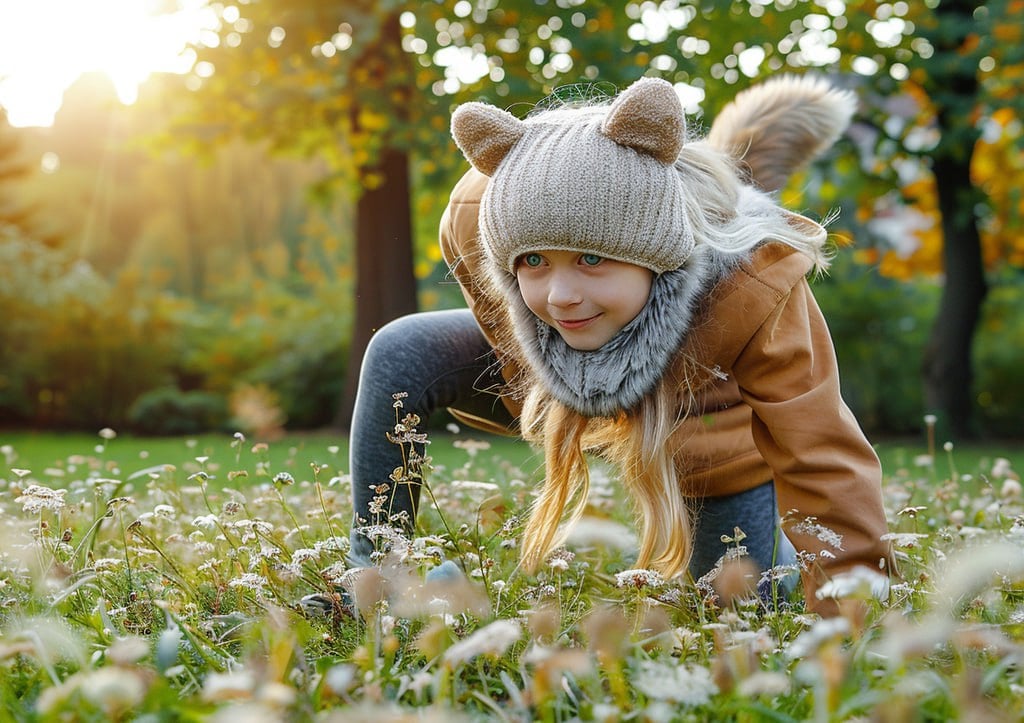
[1,0,1021,441]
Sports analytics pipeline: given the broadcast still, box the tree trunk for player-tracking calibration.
[335,148,417,429]
[334,13,418,429]
[919,0,986,440]
[921,153,987,440]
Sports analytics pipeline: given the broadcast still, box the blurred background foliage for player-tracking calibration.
[0,0,1022,438]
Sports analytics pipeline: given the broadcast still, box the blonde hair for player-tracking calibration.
[515,131,830,579]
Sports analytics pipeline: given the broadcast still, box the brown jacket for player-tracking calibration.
[440,169,892,612]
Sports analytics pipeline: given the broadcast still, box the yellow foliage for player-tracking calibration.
[357,109,389,132]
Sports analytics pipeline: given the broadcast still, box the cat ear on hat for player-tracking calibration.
[451,102,526,176]
[602,77,686,164]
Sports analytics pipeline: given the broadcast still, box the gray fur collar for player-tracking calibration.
[496,244,740,417]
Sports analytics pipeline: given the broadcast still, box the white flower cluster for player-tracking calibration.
[789,517,845,551]
[15,484,67,513]
[632,659,717,706]
[442,619,521,665]
[614,568,665,589]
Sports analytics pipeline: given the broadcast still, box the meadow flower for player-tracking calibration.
[443,619,521,665]
[788,516,844,550]
[228,573,269,596]
[991,457,1016,480]
[816,566,890,601]
[15,484,66,513]
[202,669,256,702]
[450,479,500,493]
[880,531,930,549]
[452,438,491,457]
[566,516,637,551]
[1001,478,1022,499]
[737,670,791,697]
[784,617,850,660]
[632,659,717,706]
[192,514,219,530]
[615,568,665,590]
[291,548,319,564]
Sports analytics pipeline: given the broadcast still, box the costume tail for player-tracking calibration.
[707,75,856,193]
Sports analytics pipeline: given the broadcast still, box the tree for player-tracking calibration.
[180,0,1023,433]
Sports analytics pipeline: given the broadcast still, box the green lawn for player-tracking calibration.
[2,428,1021,486]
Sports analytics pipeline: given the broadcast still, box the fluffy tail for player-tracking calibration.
[707,75,857,193]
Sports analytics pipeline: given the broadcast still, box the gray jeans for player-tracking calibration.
[349,309,796,582]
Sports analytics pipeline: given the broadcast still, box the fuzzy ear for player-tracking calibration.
[707,74,857,192]
[602,77,685,163]
[451,102,526,176]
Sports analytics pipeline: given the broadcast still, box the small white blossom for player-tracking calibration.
[785,617,850,660]
[789,517,844,550]
[816,566,890,601]
[442,619,521,665]
[880,531,930,549]
[633,660,717,706]
[16,485,67,513]
[615,568,665,589]
[229,573,269,596]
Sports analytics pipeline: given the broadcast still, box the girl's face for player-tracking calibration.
[515,250,654,350]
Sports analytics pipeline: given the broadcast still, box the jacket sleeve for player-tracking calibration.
[731,277,893,615]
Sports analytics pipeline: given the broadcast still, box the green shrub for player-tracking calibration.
[126,386,229,435]
[814,254,938,435]
[973,272,1024,435]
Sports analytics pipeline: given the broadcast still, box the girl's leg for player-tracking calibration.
[688,481,797,594]
[348,309,516,565]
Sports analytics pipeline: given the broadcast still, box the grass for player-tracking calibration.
[0,423,1023,721]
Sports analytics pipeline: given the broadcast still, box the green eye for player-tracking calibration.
[581,254,602,266]
[521,253,543,268]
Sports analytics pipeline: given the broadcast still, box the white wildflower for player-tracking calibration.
[816,566,890,601]
[228,573,269,596]
[15,484,67,513]
[98,428,117,440]
[291,548,319,564]
[92,558,125,573]
[789,517,844,550]
[153,504,176,518]
[548,557,569,572]
[1001,479,1022,499]
[442,619,521,665]
[566,516,637,551]
[313,536,350,553]
[738,671,791,697]
[880,531,930,549]
[450,479,500,493]
[992,457,1016,480]
[615,568,665,589]
[633,660,717,706]
[192,514,219,529]
[785,617,850,660]
[202,670,255,702]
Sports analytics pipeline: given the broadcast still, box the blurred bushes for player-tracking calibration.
[0,227,349,434]
[816,255,1024,438]
[972,273,1024,434]
[2,224,1020,436]
[814,254,937,435]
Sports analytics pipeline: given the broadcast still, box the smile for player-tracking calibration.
[555,314,600,330]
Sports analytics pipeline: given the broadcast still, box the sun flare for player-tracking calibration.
[0,0,217,127]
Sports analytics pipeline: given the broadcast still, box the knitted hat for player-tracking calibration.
[451,77,695,274]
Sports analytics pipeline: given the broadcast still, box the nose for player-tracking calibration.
[546,269,582,308]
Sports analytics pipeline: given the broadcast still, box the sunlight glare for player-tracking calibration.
[0,0,217,127]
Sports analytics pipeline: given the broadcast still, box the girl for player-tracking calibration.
[349,76,891,615]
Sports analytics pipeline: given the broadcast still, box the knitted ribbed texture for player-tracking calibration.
[453,77,695,274]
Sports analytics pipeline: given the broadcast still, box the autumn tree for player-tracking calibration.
[181,0,1023,433]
